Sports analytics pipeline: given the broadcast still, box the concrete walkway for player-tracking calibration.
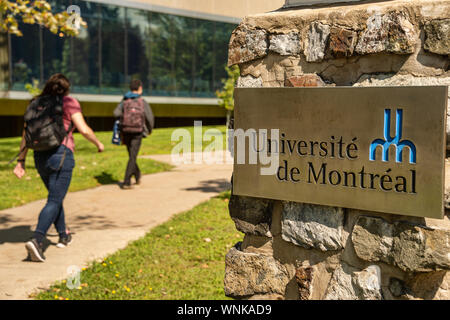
[0,152,232,300]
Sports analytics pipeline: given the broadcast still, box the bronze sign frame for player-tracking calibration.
[233,86,448,219]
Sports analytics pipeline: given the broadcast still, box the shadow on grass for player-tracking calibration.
[94,172,119,185]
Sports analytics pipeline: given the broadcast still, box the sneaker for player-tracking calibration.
[121,183,133,190]
[25,238,46,262]
[56,233,72,248]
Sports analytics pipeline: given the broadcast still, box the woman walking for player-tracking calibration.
[13,73,104,262]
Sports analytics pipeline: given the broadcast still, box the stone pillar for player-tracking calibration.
[224,0,450,300]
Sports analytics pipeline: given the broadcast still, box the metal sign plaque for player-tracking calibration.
[233,86,448,219]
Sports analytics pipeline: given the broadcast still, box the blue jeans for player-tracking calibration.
[33,145,75,239]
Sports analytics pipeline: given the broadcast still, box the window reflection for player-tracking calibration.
[10,24,40,90]
[9,0,237,98]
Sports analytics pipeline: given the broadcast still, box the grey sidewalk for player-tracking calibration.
[0,152,232,300]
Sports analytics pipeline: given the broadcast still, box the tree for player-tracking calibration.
[24,78,40,96]
[0,0,86,90]
[216,65,240,128]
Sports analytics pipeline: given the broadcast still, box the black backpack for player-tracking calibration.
[9,95,72,166]
[23,95,71,151]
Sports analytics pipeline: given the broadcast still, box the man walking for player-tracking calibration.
[114,79,154,189]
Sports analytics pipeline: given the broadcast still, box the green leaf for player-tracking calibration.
[215,65,240,111]
[0,0,87,37]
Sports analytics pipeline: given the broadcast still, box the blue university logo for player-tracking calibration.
[369,109,416,164]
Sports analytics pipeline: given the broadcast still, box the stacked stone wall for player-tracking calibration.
[225,0,450,300]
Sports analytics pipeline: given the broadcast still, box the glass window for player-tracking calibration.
[9,1,237,97]
[126,8,150,94]
[42,0,67,82]
[196,19,215,97]
[10,23,40,90]
[99,5,126,94]
[214,22,236,93]
[68,0,101,94]
[148,12,179,97]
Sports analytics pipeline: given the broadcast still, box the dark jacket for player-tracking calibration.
[114,92,155,137]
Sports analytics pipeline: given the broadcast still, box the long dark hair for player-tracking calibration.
[38,73,71,97]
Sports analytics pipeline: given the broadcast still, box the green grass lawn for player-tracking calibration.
[0,125,226,210]
[139,125,228,155]
[36,191,242,300]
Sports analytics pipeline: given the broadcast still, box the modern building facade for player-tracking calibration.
[0,0,284,136]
